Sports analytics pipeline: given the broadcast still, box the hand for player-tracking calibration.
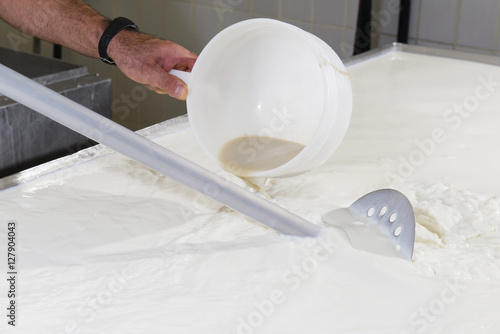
[108,30,198,100]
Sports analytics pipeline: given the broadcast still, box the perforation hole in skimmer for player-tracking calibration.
[379,206,388,216]
[367,207,375,217]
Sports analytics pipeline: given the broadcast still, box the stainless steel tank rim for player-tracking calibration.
[0,114,190,190]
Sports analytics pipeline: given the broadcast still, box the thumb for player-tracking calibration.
[172,78,188,100]
[154,72,188,100]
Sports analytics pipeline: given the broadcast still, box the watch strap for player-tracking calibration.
[98,17,139,65]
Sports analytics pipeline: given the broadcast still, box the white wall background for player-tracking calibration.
[373,0,500,54]
[1,0,499,131]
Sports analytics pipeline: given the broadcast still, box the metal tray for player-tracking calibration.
[345,43,500,67]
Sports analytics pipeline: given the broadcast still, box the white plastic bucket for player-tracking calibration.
[172,18,352,178]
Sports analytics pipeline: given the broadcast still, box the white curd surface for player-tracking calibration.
[1,50,500,333]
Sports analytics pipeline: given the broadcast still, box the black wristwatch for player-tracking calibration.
[98,17,139,65]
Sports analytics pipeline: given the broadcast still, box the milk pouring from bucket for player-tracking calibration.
[170,18,352,180]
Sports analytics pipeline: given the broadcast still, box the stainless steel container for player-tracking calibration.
[0,46,111,178]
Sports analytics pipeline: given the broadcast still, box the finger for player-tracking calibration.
[180,56,197,71]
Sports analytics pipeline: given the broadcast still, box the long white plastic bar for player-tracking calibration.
[0,63,321,237]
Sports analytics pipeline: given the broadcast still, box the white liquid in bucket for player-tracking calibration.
[219,136,305,176]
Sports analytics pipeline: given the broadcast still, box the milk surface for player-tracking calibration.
[1,51,500,333]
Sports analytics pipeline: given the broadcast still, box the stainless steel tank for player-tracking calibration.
[0,46,112,178]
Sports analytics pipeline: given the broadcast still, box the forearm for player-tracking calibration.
[0,0,108,58]
[0,0,198,100]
